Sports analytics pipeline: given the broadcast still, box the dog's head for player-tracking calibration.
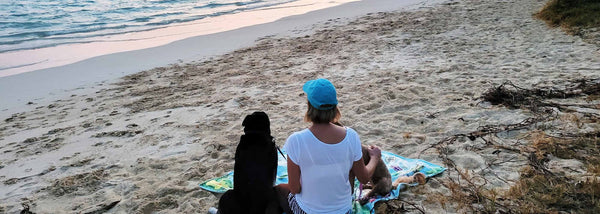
[242,111,271,136]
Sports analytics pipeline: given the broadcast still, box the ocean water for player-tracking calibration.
[0,0,296,54]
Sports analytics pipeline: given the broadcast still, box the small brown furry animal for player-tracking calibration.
[359,145,393,204]
[358,146,427,204]
[334,122,423,203]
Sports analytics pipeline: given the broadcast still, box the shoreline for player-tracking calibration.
[0,0,360,78]
[0,0,436,117]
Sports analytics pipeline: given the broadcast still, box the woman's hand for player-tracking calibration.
[367,145,381,161]
[352,144,382,184]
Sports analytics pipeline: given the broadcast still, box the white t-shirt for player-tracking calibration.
[283,127,362,214]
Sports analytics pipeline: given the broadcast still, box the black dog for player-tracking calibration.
[217,112,281,214]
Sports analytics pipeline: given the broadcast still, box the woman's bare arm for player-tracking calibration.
[287,157,302,194]
[351,145,381,184]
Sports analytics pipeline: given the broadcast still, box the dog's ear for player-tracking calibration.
[242,114,254,128]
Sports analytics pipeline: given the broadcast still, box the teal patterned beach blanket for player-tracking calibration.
[200,150,445,214]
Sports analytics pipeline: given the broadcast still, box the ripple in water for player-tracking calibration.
[0,0,296,53]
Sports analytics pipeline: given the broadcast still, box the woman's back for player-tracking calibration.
[283,127,362,214]
[277,78,381,214]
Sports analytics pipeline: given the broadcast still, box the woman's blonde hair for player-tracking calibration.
[304,101,341,124]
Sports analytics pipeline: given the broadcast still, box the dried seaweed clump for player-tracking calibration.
[428,79,600,213]
[47,169,107,196]
[504,131,600,213]
[481,79,600,112]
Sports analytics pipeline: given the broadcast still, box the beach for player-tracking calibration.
[1,0,600,213]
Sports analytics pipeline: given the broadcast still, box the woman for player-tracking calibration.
[276,78,382,214]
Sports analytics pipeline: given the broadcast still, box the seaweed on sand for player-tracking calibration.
[481,79,600,113]
[502,131,600,213]
[417,79,600,213]
[46,169,107,197]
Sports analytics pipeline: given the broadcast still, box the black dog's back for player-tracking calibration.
[234,134,277,192]
[218,112,279,214]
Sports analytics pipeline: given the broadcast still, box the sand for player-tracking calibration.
[1,0,600,213]
[0,0,434,113]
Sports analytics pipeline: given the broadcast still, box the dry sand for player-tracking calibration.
[1,0,600,213]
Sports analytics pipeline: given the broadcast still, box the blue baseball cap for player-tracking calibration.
[303,78,338,110]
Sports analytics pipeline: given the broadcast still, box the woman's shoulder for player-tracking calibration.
[344,126,358,135]
[287,128,311,140]
[294,128,311,135]
[342,127,361,144]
